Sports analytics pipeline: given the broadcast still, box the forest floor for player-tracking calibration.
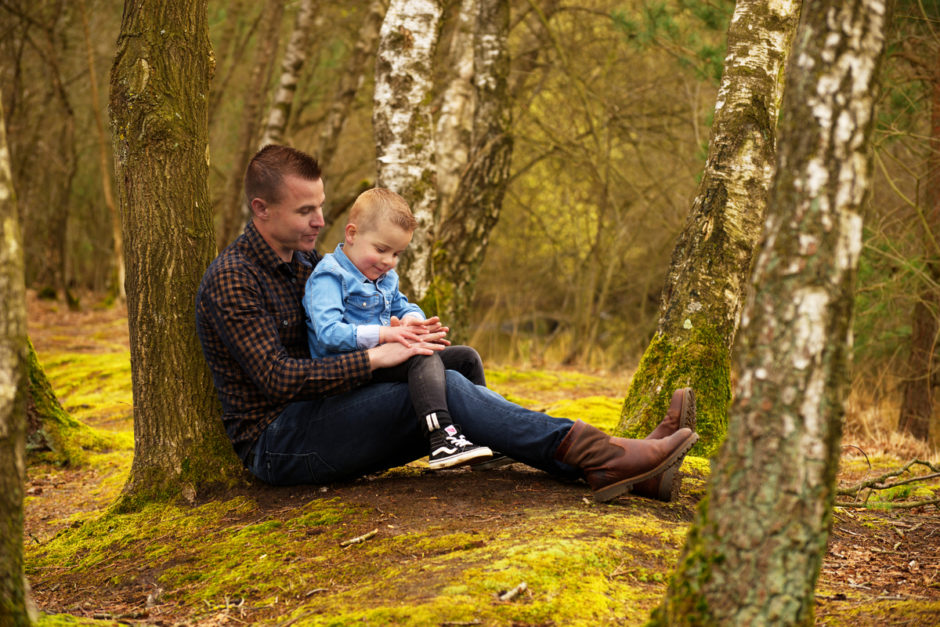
[21,292,940,626]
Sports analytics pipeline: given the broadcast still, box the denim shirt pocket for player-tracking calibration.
[346,293,385,325]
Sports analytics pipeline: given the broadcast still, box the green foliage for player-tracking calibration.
[612,0,733,83]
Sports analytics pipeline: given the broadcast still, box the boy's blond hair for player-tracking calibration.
[349,188,418,234]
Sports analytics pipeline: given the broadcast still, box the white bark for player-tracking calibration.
[373,0,443,300]
[434,0,477,224]
[260,0,317,148]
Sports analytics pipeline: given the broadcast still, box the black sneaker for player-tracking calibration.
[429,426,493,469]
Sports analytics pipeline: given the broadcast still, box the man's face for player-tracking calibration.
[253,174,325,262]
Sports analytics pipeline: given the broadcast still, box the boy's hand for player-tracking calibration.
[390,316,450,345]
[380,324,423,347]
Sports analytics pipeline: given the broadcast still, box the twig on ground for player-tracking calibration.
[340,528,378,547]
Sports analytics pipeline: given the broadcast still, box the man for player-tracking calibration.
[196,145,698,502]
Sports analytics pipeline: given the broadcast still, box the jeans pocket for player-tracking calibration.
[260,451,337,486]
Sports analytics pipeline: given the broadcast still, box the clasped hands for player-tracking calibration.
[367,316,450,370]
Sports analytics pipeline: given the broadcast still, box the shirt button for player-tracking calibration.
[282,320,289,327]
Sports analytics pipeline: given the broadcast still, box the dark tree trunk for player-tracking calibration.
[110,0,242,507]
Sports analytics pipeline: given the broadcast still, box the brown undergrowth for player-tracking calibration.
[21,291,940,626]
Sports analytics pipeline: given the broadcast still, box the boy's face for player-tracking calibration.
[344,218,413,281]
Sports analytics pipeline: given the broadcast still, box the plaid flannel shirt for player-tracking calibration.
[196,222,372,461]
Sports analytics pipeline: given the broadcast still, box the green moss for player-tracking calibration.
[27,344,126,467]
[546,396,623,432]
[617,327,732,457]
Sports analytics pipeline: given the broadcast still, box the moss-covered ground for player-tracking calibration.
[20,295,940,626]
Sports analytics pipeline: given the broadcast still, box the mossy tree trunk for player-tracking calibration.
[373,0,443,302]
[109,0,241,507]
[0,91,34,626]
[616,0,801,455]
[651,0,886,623]
[428,0,513,343]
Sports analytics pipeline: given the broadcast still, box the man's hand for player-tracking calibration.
[367,335,446,370]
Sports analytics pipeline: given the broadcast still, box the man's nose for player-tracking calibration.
[310,209,325,227]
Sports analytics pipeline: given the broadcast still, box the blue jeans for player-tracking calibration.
[249,370,579,486]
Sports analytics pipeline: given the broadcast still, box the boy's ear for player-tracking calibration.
[344,223,358,244]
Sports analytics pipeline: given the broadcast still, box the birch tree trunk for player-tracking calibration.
[434,0,477,225]
[259,0,316,148]
[216,0,285,250]
[0,91,34,627]
[79,0,125,303]
[431,0,513,339]
[373,0,443,301]
[617,0,802,455]
[652,0,886,623]
[110,0,241,507]
[319,0,385,232]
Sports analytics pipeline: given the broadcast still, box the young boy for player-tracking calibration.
[303,188,494,469]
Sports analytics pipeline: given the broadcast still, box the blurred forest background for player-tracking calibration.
[1,0,938,429]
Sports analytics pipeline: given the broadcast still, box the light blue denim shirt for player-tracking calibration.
[303,243,425,359]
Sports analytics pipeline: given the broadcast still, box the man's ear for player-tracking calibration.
[249,198,267,219]
[344,223,358,245]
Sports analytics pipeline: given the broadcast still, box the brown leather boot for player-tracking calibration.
[634,388,697,501]
[555,420,698,502]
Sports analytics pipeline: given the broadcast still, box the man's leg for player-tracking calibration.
[249,382,427,486]
[442,371,580,479]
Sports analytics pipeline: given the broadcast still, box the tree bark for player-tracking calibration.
[899,49,940,442]
[318,0,386,233]
[617,0,802,456]
[0,89,34,627]
[78,0,125,303]
[110,0,241,507]
[430,0,513,341]
[652,0,886,623]
[373,0,443,301]
[259,0,317,148]
[216,0,285,250]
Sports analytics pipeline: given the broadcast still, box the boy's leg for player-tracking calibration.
[405,353,493,468]
[437,345,486,386]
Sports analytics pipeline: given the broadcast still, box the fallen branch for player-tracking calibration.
[340,528,378,547]
[835,498,939,510]
[837,458,940,499]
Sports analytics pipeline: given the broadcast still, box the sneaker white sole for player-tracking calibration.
[429,446,494,470]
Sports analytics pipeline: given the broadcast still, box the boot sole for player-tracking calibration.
[593,431,699,503]
[664,388,697,501]
[680,388,697,433]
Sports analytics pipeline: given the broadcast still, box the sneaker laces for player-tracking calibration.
[446,433,473,449]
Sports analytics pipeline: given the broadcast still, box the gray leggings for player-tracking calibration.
[370,345,485,432]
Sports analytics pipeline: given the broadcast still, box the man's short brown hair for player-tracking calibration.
[349,188,418,233]
[244,144,321,207]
